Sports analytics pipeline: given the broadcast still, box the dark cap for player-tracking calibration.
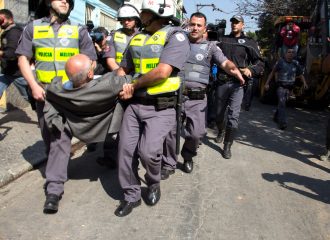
[230,15,244,23]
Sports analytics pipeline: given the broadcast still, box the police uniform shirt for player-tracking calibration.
[16,17,97,61]
[120,29,190,74]
[104,28,140,59]
[218,33,264,77]
[209,42,228,66]
[186,41,228,89]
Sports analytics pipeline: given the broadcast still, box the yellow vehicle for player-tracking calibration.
[260,0,330,108]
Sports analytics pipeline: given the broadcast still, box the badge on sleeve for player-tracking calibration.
[176,33,185,42]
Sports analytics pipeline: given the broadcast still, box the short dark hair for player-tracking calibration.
[0,9,13,19]
[94,26,109,36]
[190,12,207,24]
[286,48,295,53]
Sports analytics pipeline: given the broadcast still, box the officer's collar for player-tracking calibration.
[41,16,71,25]
[229,32,245,38]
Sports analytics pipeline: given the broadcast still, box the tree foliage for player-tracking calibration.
[235,0,318,50]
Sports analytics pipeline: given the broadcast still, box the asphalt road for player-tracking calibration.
[0,101,329,240]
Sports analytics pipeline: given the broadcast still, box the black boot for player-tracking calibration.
[215,130,225,143]
[222,128,236,159]
[223,142,232,159]
[215,121,226,143]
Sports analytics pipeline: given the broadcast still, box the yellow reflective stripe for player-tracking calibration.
[116,52,123,63]
[114,32,127,43]
[130,35,147,46]
[133,58,141,73]
[55,48,79,61]
[35,48,55,61]
[58,25,79,39]
[36,70,68,83]
[140,58,160,74]
[147,77,181,95]
[34,26,55,39]
[145,31,167,45]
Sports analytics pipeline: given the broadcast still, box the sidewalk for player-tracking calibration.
[0,106,80,188]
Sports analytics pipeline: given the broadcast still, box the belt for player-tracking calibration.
[133,96,177,110]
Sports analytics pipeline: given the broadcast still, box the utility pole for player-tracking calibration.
[196,3,227,13]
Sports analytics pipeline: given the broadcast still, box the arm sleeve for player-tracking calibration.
[247,39,264,77]
[159,31,190,71]
[15,23,34,58]
[105,33,116,59]
[79,27,97,60]
[119,48,134,70]
[210,43,228,66]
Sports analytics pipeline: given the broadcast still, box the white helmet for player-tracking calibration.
[141,0,174,18]
[117,4,140,20]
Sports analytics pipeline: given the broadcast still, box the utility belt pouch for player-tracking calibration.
[185,88,206,100]
[155,96,177,111]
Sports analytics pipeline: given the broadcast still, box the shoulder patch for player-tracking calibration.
[176,33,186,42]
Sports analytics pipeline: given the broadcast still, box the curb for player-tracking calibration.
[0,138,83,188]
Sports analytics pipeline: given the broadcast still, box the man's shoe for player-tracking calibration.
[215,131,224,143]
[114,200,141,217]
[161,169,175,180]
[183,159,193,173]
[96,156,117,169]
[145,185,161,206]
[279,123,287,130]
[43,194,60,214]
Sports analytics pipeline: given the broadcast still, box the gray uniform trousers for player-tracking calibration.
[118,103,176,202]
[162,125,177,171]
[181,98,207,160]
[215,81,244,129]
[36,101,72,196]
[276,86,290,124]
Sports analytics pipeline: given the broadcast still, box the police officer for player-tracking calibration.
[16,0,97,214]
[169,12,244,174]
[215,15,264,159]
[0,9,29,108]
[95,3,141,168]
[105,3,140,71]
[114,0,190,217]
[264,48,307,130]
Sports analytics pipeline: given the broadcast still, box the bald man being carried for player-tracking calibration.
[43,54,131,213]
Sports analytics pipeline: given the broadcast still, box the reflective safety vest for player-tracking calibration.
[128,26,181,95]
[184,41,213,85]
[113,30,131,65]
[33,19,80,83]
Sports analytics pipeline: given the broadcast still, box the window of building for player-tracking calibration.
[100,12,116,32]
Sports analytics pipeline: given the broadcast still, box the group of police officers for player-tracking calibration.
[13,0,264,217]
